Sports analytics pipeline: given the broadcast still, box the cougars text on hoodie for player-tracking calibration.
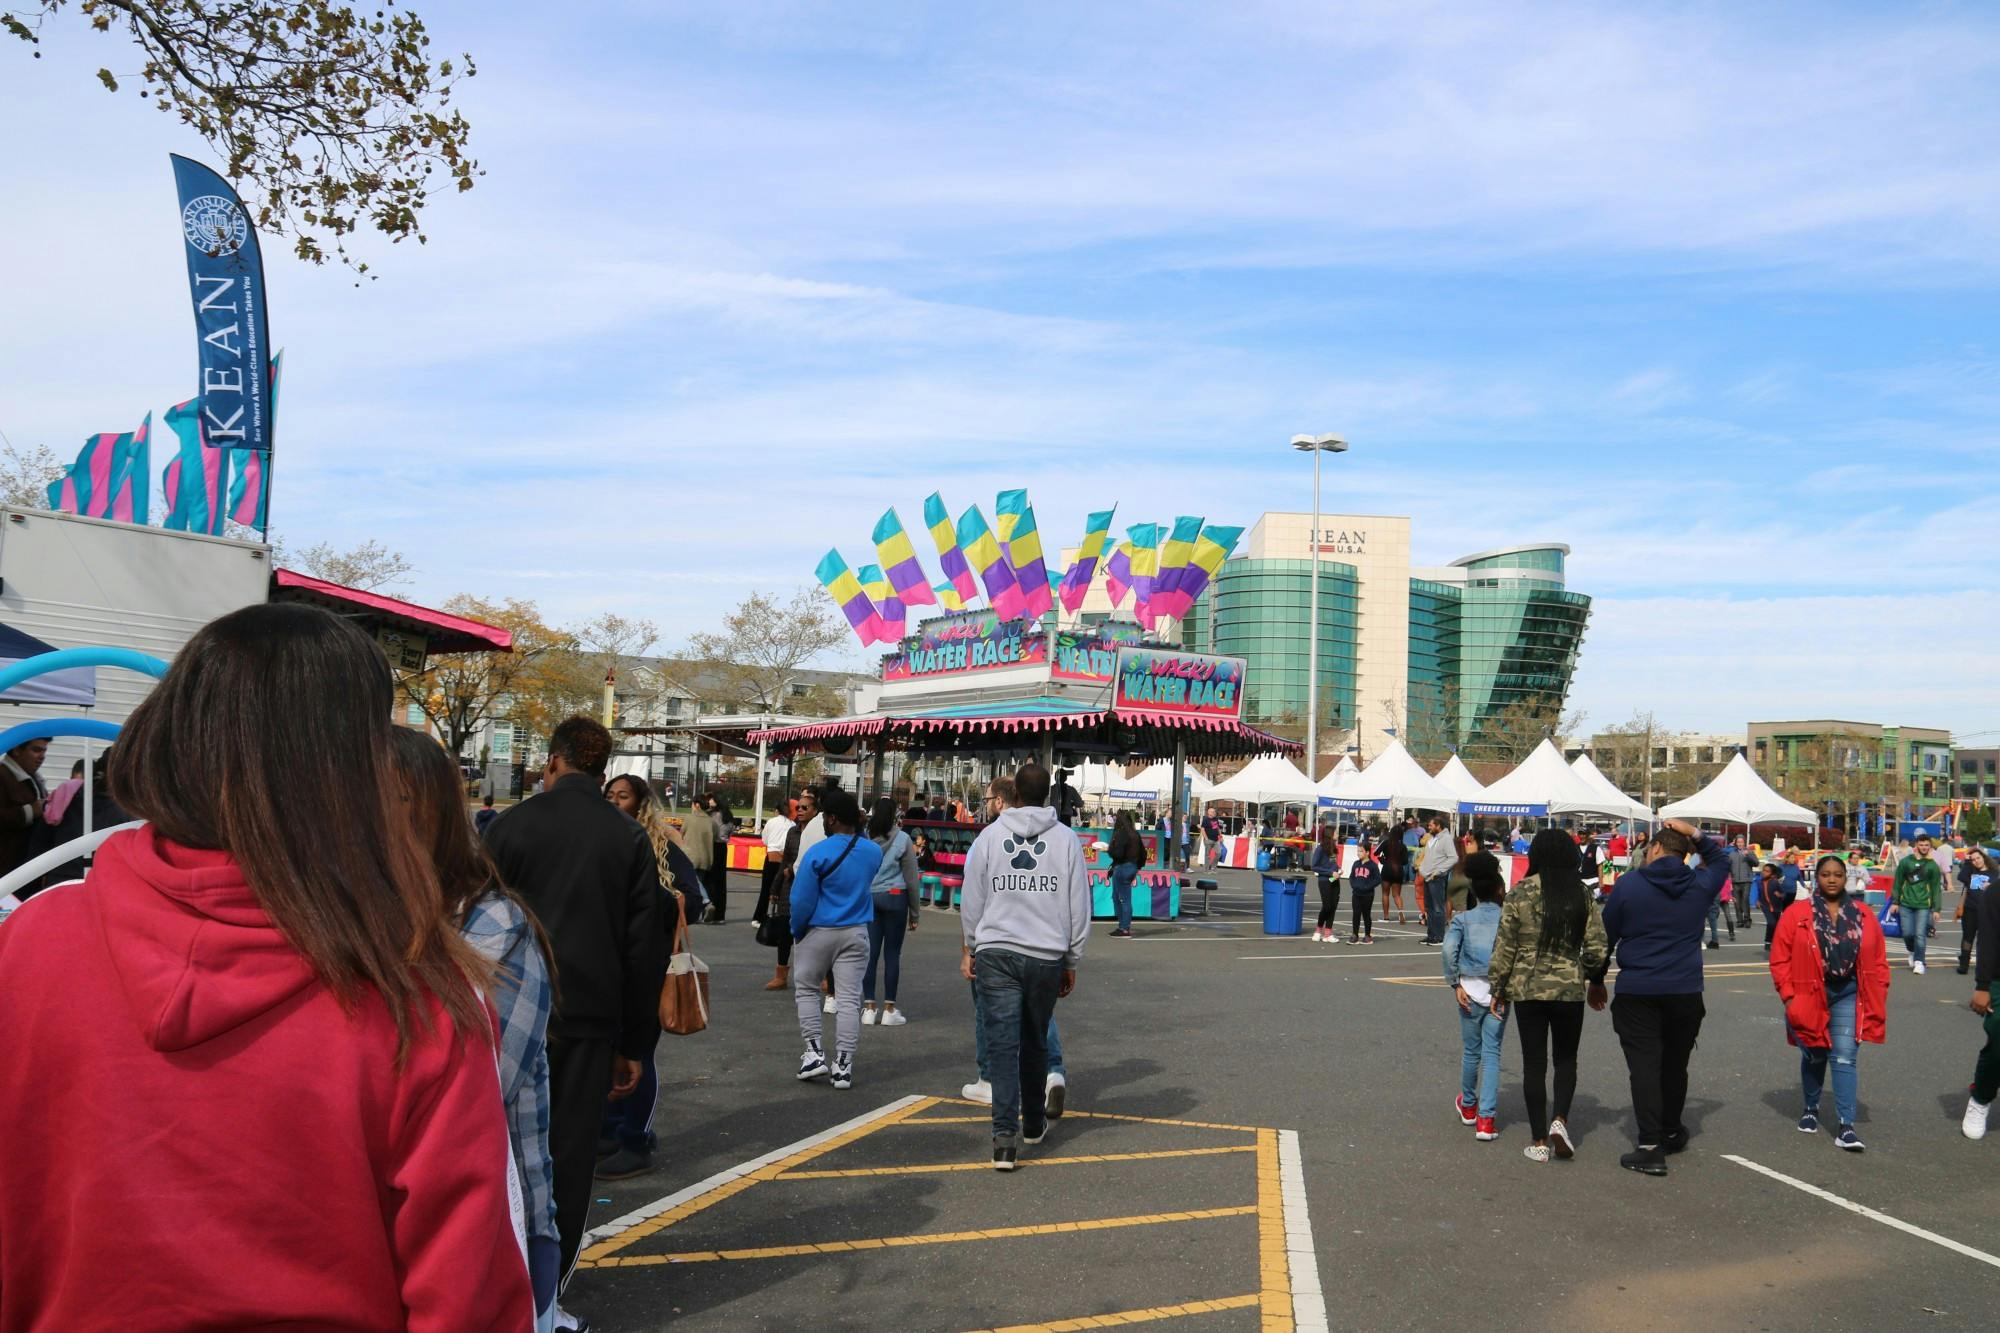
[960,805,1093,967]
[0,827,532,1333]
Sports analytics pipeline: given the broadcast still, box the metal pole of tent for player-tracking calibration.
[82,733,93,841]
[751,730,768,833]
[870,744,886,806]
[1171,739,1186,872]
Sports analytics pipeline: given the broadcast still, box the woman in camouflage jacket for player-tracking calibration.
[1490,829,1610,1164]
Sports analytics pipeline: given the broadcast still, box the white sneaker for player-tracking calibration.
[879,1008,907,1026]
[553,1304,590,1332]
[1045,1070,1067,1119]
[1966,1095,1992,1141]
[961,1079,992,1105]
[861,1005,878,1025]
[1915,960,1927,975]
[823,994,838,1014]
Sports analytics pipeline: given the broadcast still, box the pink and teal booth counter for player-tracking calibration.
[904,819,1185,919]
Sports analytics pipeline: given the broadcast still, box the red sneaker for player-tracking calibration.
[1455,1094,1477,1126]
[1475,1116,1499,1142]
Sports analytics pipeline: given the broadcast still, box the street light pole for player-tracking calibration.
[1291,433,1348,783]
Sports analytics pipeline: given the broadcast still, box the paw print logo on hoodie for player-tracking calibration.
[1002,834,1047,870]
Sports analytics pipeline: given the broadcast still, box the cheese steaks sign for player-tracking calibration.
[881,611,1048,682]
[1112,646,1245,720]
[171,155,273,455]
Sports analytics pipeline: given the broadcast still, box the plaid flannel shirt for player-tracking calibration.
[461,892,559,1245]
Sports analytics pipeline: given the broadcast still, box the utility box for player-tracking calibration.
[0,506,271,771]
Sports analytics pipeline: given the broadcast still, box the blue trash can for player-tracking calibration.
[1256,848,1272,871]
[1262,875,1305,935]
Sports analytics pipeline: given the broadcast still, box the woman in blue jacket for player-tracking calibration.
[1443,853,1508,1141]
[789,789,883,1090]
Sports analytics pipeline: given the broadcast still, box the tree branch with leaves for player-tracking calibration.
[6,0,479,274]
[683,587,851,718]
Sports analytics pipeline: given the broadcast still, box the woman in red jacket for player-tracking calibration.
[1769,853,1891,1152]
[0,604,531,1332]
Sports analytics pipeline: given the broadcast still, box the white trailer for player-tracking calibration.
[0,506,271,774]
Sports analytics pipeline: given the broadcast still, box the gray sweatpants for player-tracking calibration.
[792,924,869,1055]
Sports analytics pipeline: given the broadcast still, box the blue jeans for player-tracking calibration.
[975,948,1064,1141]
[1458,1001,1507,1118]
[1899,907,1933,962]
[1111,862,1138,932]
[1800,978,1860,1126]
[864,906,908,1002]
[1706,900,1734,943]
[1424,873,1449,943]
[973,980,1062,1079]
[600,1048,658,1153]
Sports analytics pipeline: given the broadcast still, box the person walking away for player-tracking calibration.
[0,736,50,876]
[391,729,562,1325]
[1347,839,1381,944]
[679,798,716,921]
[755,798,796,926]
[1109,810,1145,938]
[960,762,1092,1170]
[1892,834,1943,974]
[1962,853,2000,1139]
[1490,830,1609,1163]
[1310,823,1343,943]
[1443,854,1509,1141]
[598,774,697,1186]
[0,604,530,1330]
[961,777,1015,1104]
[1379,826,1410,925]
[788,788,881,1090]
[1589,818,1731,1176]
[1729,834,1758,930]
[1705,866,1737,948]
[862,797,921,1025]
[762,787,817,991]
[475,794,501,834]
[1418,815,1458,945]
[1770,854,1890,1151]
[485,716,665,1305]
[1758,863,1789,953]
[702,796,736,922]
[1958,847,1992,976]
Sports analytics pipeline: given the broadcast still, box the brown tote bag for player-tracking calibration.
[659,900,710,1036]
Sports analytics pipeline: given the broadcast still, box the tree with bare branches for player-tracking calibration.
[683,587,850,717]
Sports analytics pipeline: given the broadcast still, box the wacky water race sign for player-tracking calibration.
[1112,646,1245,719]
[881,611,1050,682]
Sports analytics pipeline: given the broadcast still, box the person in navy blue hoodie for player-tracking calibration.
[1587,817,1731,1177]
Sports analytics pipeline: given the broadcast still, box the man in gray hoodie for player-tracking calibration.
[960,761,1093,1170]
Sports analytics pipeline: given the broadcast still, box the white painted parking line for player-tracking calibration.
[581,1095,927,1247]
[1278,1130,1329,1333]
[1724,1155,2000,1272]
[1242,950,1441,961]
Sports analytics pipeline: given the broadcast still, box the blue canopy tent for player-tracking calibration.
[0,624,95,708]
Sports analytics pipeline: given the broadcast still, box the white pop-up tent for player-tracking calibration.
[1320,739,1459,813]
[1433,754,1488,804]
[1658,754,1817,832]
[1207,754,1320,805]
[1467,739,1644,818]
[1569,754,1655,823]
[1114,759,1214,802]
[1314,754,1360,799]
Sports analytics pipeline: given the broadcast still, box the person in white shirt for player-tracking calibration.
[754,800,796,926]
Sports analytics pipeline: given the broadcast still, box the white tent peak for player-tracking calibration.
[1315,754,1360,797]
[1568,754,1654,822]
[1433,754,1487,802]
[1658,754,1816,828]
[1330,739,1459,812]
[1476,739,1645,817]
[1207,754,1320,804]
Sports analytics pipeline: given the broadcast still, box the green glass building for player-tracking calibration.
[1182,558,1359,731]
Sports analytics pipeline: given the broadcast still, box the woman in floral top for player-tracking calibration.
[1769,854,1891,1151]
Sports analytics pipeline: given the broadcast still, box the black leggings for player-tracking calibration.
[1350,888,1374,939]
[1316,875,1341,930]
[1514,999,1585,1141]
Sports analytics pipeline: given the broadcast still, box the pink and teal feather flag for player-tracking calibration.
[49,415,150,523]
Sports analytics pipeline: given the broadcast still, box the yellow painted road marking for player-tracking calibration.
[902,1114,1003,1123]
[933,1096,1261,1133]
[579,1095,938,1264]
[969,1292,1262,1331]
[1256,1129,1291,1332]
[777,1145,1257,1179]
[585,1205,1259,1267]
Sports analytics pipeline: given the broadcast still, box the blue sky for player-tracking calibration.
[2,1,1994,739]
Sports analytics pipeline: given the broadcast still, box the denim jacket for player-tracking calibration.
[1442,901,1502,987]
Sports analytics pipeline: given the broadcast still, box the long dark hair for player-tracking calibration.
[867,795,900,840]
[110,604,488,1058]
[1466,851,1504,903]
[389,728,557,993]
[1528,828,1589,956]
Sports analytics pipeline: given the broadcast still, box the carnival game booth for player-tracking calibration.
[748,612,1298,921]
[1206,755,1322,869]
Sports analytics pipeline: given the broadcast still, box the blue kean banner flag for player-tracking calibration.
[170,155,273,454]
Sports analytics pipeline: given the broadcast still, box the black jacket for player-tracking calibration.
[1109,825,1145,868]
[484,772,664,1059]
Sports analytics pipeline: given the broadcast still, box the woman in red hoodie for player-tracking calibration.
[1769,853,1891,1153]
[0,603,531,1332]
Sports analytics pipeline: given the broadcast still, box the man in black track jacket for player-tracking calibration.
[485,716,664,1293]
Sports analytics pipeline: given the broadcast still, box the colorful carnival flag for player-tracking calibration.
[871,507,937,607]
[955,504,1028,621]
[1174,523,1244,611]
[1127,522,1163,627]
[106,412,152,524]
[1058,507,1117,614]
[160,397,229,534]
[1149,515,1206,621]
[816,549,889,646]
[933,579,968,611]
[858,563,908,641]
[923,491,979,607]
[48,415,150,522]
[1104,540,1136,608]
[993,490,1052,620]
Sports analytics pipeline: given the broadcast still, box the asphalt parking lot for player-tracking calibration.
[568,869,2000,1331]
